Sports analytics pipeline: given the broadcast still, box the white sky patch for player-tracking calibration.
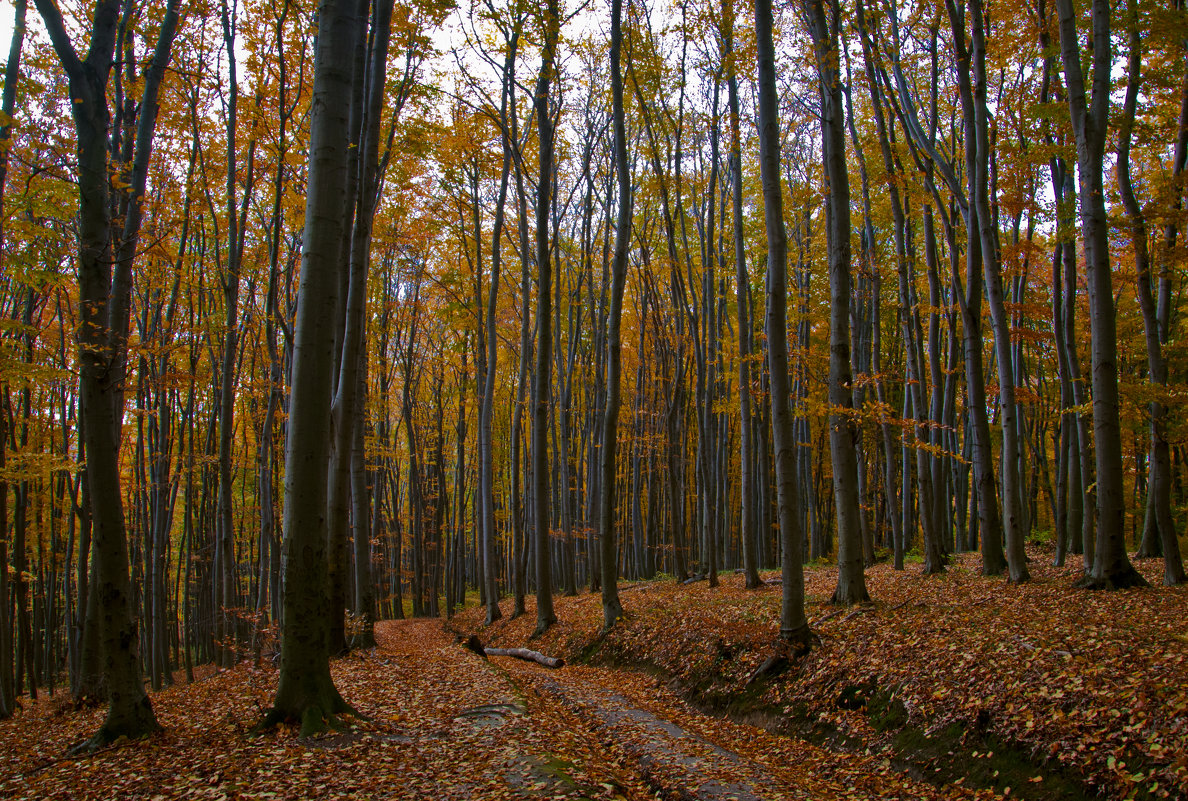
[0,1,14,56]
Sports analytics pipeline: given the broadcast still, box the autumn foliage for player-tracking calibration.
[0,0,1187,795]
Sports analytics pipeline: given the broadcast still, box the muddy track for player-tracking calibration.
[467,627,998,801]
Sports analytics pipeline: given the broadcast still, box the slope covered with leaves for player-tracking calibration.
[0,614,993,800]
[0,621,654,800]
[0,550,1182,800]
[457,549,1188,800]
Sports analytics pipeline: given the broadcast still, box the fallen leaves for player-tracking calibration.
[0,621,650,799]
[1,548,1182,800]
[458,547,1188,800]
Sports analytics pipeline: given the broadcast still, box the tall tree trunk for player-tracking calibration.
[329,0,393,653]
[0,0,26,720]
[806,0,868,605]
[263,0,361,734]
[1055,0,1147,590]
[756,0,811,651]
[1116,12,1184,585]
[968,0,1028,583]
[481,23,521,626]
[724,0,759,589]
[33,0,180,749]
[214,0,253,667]
[599,0,631,630]
[532,0,561,637]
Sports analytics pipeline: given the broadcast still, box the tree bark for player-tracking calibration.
[1116,12,1184,585]
[532,0,561,637]
[480,20,522,626]
[805,0,868,606]
[263,0,361,734]
[967,0,1028,583]
[1055,0,1147,590]
[0,0,26,721]
[599,0,631,630]
[33,0,180,749]
[756,0,811,651]
[724,0,759,590]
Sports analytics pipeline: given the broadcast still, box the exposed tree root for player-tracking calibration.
[1075,565,1150,591]
[746,626,819,687]
[830,586,872,606]
[68,702,162,756]
[255,675,363,738]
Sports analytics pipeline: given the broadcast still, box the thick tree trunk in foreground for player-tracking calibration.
[34,0,179,750]
[1055,0,1146,590]
[806,0,868,606]
[264,0,361,734]
[756,0,811,651]
[599,0,631,630]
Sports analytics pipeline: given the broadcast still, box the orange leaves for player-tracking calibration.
[460,549,1187,800]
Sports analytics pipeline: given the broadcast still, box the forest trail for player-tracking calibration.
[0,616,998,800]
[405,617,997,800]
[492,647,984,800]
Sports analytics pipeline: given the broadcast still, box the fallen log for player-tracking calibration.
[484,647,565,669]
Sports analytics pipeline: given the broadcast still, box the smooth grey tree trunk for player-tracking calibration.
[1055,0,1146,590]
[481,20,522,625]
[599,0,631,630]
[806,0,868,605]
[326,0,370,654]
[756,0,811,651]
[263,0,361,734]
[857,0,947,573]
[533,0,560,636]
[968,0,1028,583]
[725,0,759,590]
[34,0,179,749]
[214,0,252,667]
[1116,15,1184,586]
[331,0,393,651]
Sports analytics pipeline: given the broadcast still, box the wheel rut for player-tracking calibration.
[499,657,803,800]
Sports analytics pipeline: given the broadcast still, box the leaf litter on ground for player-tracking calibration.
[457,546,1187,801]
[1,546,1182,800]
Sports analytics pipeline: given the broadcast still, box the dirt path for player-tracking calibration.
[394,618,998,801]
[488,646,1001,801]
[0,618,1002,799]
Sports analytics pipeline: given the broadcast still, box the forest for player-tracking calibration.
[0,0,1186,797]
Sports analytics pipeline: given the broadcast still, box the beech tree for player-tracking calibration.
[756,0,811,651]
[803,0,868,606]
[1116,1,1185,587]
[31,0,181,749]
[262,0,361,734]
[598,0,632,630]
[6,0,1188,723]
[0,0,25,724]
[1055,0,1146,590]
[532,0,561,637]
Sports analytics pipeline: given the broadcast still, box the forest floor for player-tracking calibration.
[0,620,976,801]
[0,547,1182,800]
[453,547,1188,801]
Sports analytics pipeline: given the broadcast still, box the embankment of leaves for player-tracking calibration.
[455,548,1188,801]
